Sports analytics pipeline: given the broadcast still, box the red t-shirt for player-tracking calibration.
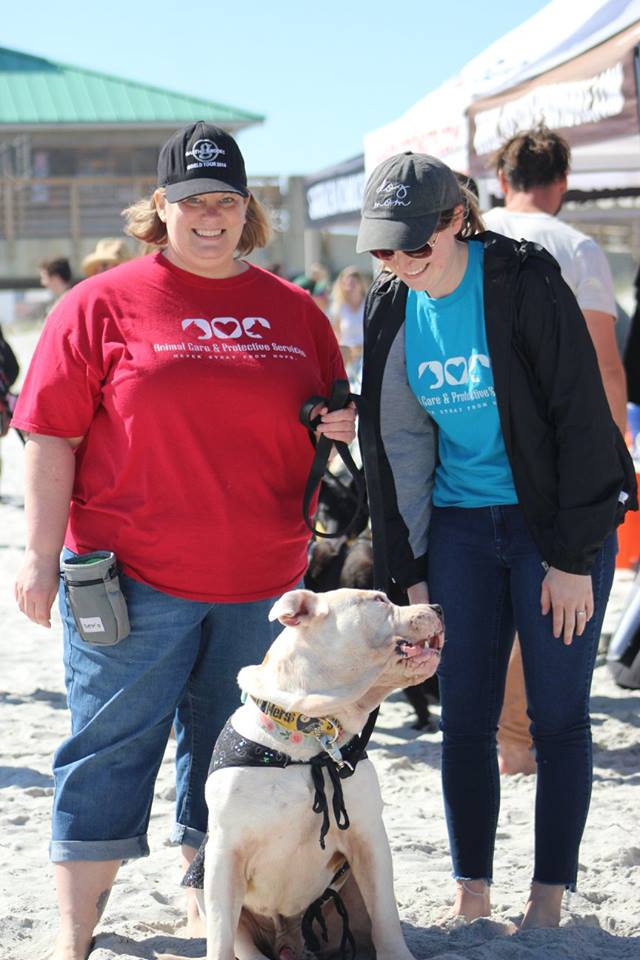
[13,253,345,601]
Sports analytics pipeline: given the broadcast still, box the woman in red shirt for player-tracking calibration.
[13,121,354,960]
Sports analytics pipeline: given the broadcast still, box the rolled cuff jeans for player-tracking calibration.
[51,559,283,863]
[426,505,616,890]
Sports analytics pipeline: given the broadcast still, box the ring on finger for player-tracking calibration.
[576,610,587,617]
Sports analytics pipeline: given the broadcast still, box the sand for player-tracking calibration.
[1,327,639,960]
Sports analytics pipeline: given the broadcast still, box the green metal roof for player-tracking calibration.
[0,47,264,128]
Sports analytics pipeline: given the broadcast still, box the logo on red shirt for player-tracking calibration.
[181,316,271,340]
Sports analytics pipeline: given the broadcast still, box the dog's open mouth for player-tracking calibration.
[395,632,444,660]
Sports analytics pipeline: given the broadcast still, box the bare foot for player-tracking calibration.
[51,934,95,960]
[438,879,491,924]
[520,882,563,929]
[498,742,536,776]
[182,844,205,938]
[186,915,206,938]
[185,889,205,938]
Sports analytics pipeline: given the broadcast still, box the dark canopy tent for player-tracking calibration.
[468,17,640,195]
[303,155,365,230]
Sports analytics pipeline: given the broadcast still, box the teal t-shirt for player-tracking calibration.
[404,241,517,507]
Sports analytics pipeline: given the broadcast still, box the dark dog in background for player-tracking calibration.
[304,470,373,592]
[305,465,439,730]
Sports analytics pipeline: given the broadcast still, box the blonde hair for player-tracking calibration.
[122,189,271,255]
[330,266,368,312]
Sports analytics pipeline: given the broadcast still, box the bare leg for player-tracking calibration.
[498,741,537,776]
[497,637,536,776]
[181,844,206,938]
[448,879,491,922]
[521,882,564,929]
[53,859,121,960]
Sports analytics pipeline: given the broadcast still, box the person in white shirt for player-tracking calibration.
[484,127,626,433]
[484,126,627,777]
[329,265,368,387]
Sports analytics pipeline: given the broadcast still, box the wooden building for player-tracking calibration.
[0,46,291,286]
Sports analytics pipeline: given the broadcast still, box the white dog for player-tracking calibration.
[187,587,444,960]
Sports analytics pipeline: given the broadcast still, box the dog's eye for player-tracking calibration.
[374,593,388,603]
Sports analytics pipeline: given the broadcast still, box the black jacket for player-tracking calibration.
[623,264,640,404]
[0,324,19,392]
[359,232,637,588]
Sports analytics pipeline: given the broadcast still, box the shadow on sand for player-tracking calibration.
[401,916,640,959]
[94,931,205,958]
[0,688,67,709]
[0,765,54,789]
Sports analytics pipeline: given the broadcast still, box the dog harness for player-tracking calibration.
[211,717,369,849]
[182,712,376,897]
[182,714,375,960]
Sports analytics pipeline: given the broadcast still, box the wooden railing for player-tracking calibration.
[0,175,284,241]
[0,177,155,240]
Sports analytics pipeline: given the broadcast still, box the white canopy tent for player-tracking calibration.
[363,0,640,192]
[469,11,640,192]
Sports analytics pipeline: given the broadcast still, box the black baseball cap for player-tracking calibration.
[356,152,462,253]
[157,121,249,202]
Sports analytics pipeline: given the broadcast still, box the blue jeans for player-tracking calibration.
[427,505,616,890]
[51,559,283,862]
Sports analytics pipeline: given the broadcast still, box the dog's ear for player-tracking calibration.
[268,589,330,626]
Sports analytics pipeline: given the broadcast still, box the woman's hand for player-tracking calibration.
[15,549,60,628]
[407,581,430,604]
[15,433,79,628]
[540,566,594,645]
[313,401,357,445]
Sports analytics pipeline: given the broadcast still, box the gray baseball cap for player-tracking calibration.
[356,152,463,254]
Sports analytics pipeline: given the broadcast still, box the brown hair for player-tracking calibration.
[437,183,484,239]
[40,257,72,283]
[122,190,272,255]
[491,126,570,191]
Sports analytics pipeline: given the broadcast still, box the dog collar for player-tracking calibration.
[250,695,344,744]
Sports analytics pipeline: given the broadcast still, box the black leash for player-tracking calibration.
[301,861,356,960]
[0,375,25,446]
[300,379,364,539]
[306,706,379,850]
[309,753,352,850]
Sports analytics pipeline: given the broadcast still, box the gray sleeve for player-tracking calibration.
[380,326,436,559]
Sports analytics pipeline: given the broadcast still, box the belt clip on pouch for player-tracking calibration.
[62,551,130,645]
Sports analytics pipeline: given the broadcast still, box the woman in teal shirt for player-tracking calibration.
[357,152,636,928]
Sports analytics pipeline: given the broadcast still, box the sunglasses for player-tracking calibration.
[371,229,442,262]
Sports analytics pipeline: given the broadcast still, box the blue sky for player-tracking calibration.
[3,0,550,176]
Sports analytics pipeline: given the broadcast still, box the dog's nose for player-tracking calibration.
[431,604,444,621]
